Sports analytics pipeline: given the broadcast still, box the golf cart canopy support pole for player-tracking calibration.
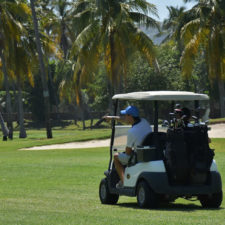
[108,99,118,171]
[154,101,158,133]
[195,100,200,118]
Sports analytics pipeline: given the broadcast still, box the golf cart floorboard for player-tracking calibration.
[109,187,136,196]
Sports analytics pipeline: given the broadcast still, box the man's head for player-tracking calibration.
[174,108,182,119]
[120,105,139,117]
[120,106,139,124]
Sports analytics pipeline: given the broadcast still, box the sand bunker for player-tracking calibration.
[208,123,225,138]
[20,124,224,150]
[20,139,110,151]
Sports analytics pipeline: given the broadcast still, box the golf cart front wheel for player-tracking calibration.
[137,181,158,209]
[199,190,223,208]
[99,178,119,204]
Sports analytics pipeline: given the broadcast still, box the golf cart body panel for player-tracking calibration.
[99,91,223,208]
[124,160,166,187]
[123,159,219,188]
[138,171,222,195]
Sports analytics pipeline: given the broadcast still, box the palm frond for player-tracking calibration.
[180,30,203,79]
[126,24,156,66]
[129,12,159,30]
[180,18,200,45]
[70,21,99,57]
[128,0,158,17]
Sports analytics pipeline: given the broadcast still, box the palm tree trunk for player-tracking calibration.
[17,78,27,138]
[0,110,9,141]
[30,0,52,138]
[0,49,13,139]
[48,64,59,119]
[218,80,225,117]
[108,32,116,114]
[79,102,86,130]
[107,78,114,114]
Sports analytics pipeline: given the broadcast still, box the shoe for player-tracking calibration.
[116,180,124,189]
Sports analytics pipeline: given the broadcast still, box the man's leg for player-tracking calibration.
[114,153,124,183]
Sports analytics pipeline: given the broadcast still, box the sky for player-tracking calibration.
[147,0,196,21]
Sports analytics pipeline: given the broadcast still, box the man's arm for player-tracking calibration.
[103,115,128,125]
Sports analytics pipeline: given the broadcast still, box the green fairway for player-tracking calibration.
[0,135,224,225]
[0,126,111,151]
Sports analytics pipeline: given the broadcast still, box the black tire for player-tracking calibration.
[199,190,223,208]
[99,178,119,204]
[137,181,158,209]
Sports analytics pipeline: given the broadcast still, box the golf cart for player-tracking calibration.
[99,91,223,208]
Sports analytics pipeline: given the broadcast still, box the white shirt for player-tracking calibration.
[126,118,152,149]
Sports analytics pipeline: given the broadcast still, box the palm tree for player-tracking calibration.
[180,0,225,116]
[0,50,13,139]
[10,36,38,138]
[0,0,28,139]
[66,0,159,105]
[30,0,53,138]
[161,6,186,43]
[0,0,38,138]
[0,109,9,141]
[44,0,73,59]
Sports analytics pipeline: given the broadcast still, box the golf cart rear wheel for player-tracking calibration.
[137,181,158,209]
[199,190,223,208]
[99,178,119,204]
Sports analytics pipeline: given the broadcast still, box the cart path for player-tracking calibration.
[20,123,225,151]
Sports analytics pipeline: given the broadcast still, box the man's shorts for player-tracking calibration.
[118,152,130,165]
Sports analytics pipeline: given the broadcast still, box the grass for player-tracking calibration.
[0,130,225,224]
[210,118,225,124]
[1,121,111,151]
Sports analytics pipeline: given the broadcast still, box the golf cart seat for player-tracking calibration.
[135,132,167,163]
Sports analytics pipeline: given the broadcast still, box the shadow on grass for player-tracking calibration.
[117,202,224,212]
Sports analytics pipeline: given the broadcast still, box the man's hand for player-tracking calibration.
[103,115,121,122]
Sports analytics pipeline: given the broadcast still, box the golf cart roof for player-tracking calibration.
[112,91,209,101]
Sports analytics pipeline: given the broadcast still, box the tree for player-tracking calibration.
[11,37,38,138]
[161,6,186,43]
[30,0,52,138]
[43,0,73,59]
[0,50,13,139]
[66,0,159,107]
[0,0,32,139]
[0,109,9,141]
[180,0,225,117]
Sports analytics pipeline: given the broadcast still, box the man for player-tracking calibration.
[107,105,152,188]
[174,106,191,128]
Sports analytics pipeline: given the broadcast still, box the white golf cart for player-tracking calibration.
[99,91,223,208]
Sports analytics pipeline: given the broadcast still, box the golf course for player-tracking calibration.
[0,0,225,224]
[0,127,224,225]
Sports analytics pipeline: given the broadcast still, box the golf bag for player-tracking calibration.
[165,128,189,184]
[165,125,214,185]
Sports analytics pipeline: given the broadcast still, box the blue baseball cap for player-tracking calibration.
[120,106,139,117]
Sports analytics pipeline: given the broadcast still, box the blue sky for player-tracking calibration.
[147,0,196,21]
